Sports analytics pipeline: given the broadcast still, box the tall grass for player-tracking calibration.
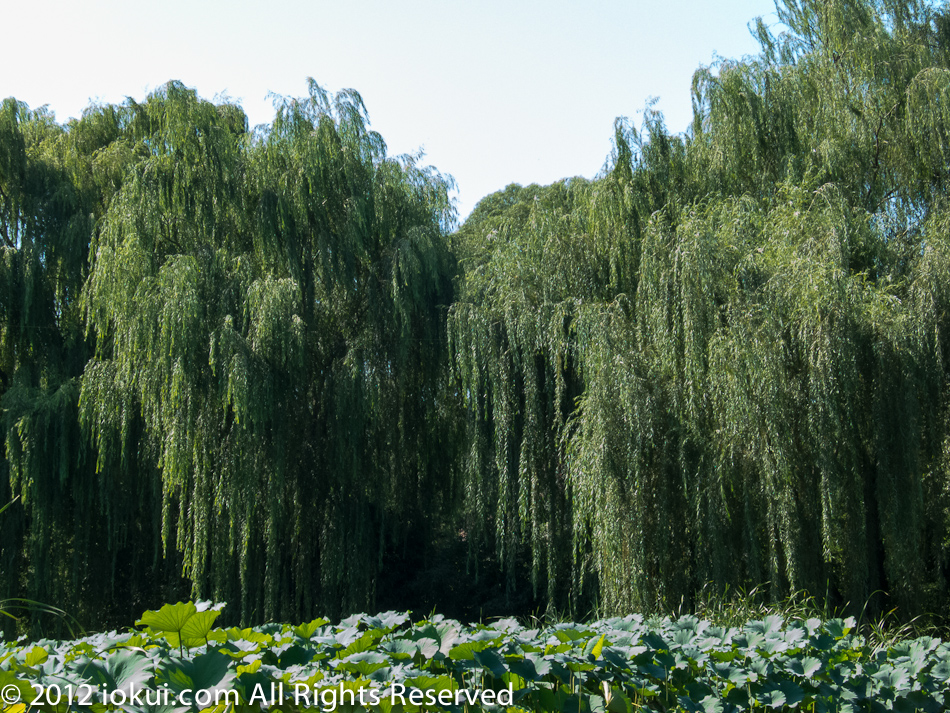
[689,583,945,651]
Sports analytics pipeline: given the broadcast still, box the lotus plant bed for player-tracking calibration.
[1,602,948,712]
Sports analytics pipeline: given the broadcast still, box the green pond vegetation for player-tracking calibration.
[2,0,950,673]
[2,600,950,712]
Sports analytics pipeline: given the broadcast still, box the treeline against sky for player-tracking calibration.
[4,0,950,632]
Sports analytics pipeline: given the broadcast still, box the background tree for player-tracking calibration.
[451,0,950,618]
[79,80,460,623]
[2,80,462,632]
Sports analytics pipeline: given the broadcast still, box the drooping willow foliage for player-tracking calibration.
[450,0,950,618]
[2,80,460,630]
[0,97,110,625]
[3,0,950,631]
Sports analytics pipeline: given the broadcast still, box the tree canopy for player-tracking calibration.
[4,0,950,632]
[2,80,460,629]
[450,0,950,617]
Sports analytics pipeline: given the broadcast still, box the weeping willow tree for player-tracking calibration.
[0,97,126,630]
[78,80,459,623]
[1,80,460,629]
[451,0,950,618]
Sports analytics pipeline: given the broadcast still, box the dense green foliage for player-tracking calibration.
[1,82,460,629]
[450,0,950,617]
[2,601,948,712]
[4,0,950,632]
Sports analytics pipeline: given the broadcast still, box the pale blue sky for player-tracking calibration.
[4,0,778,221]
